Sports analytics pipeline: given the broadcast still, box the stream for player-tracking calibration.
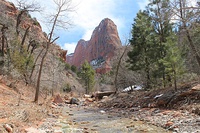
[52,106,171,133]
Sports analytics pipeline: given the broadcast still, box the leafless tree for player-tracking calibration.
[34,0,74,102]
[15,0,41,35]
[170,0,200,67]
[114,41,128,93]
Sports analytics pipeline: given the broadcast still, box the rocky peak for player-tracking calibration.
[66,18,122,73]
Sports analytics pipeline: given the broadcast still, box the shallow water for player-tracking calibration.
[57,106,171,133]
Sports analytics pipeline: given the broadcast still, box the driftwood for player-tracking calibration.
[93,91,115,101]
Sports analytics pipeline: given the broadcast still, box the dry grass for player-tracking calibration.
[0,76,61,132]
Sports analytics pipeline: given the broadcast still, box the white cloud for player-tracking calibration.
[136,0,149,11]
[62,42,76,54]
[8,0,135,46]
[7,0,125,53]
[69,0,123,40]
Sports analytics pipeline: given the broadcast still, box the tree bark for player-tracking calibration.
[20,26,30,53]
[16,10,25,35]
[34,48,47,102]
[0,24,8,56]
[114,46,128,93]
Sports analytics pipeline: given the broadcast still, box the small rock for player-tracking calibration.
[153,109,161,114]
[196,118,200,123]
[85,98,94,102]
[83,94,91,98]
[3,124,13,133]
[102,96,108,99]
[165,121,174,127]
[191,84,200,91]
[133,117,139,121]
[54,130,62,133]
[50,104,57,108]
[99,110,106,114]
[108,115,113,118]
[192,108,200,115]
[173,128,179,132]
[69,97,79,105]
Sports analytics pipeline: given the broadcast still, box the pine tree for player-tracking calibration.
[127,10,159,89]
[79,61,95,94]
[160,33,185,91]
[147,0,174,87]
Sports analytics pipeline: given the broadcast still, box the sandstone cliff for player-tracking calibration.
[0,0,83,92]
[67,18,122,73]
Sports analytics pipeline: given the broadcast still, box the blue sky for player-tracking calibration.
[8,0,149,54]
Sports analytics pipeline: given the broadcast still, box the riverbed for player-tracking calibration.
[53,106,171,133]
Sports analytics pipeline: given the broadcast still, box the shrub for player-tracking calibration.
[65,63,70,70]
[62,83,71,92]
[71,65,77,73]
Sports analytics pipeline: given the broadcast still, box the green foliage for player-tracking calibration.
[99,73,113,84]
[62,83,71,92]
[64,63,71,70]
[79,61,95,94]
[10,37,34,76]
[147,0,175,87]
[127,10,159,88]
[159,34,185,90]
[127,2,186,89]
[71,65,77,73]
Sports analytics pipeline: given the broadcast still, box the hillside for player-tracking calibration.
[0,0,83,93]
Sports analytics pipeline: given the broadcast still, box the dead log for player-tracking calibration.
[92,91,115,101]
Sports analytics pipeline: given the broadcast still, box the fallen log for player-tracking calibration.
[92,91,115,101]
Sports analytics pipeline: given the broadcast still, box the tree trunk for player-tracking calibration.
[16,10,25,36]
[145,56,151,89]
[173,70,177,91]
[0,24,8,56]
[20,26,30,53]
[114,45,128,93]
[29,48,44,83]
[34,48,48,102]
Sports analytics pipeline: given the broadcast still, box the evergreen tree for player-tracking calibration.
[160,33,185,91]
[147,0,174,87]
[127,10,159,89]
[79,61,95,94]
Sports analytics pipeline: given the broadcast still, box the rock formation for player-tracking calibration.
[67,18,122,73]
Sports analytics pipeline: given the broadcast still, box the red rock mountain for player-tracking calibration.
[67,18,122,73]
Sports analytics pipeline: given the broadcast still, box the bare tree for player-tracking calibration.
[15,0,41,35]
[114,41,128,93]
[170,0,200,67]
[34,0,74,102]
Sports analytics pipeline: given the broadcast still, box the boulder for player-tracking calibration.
[53,94,63,104]
[69,97,79,105]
